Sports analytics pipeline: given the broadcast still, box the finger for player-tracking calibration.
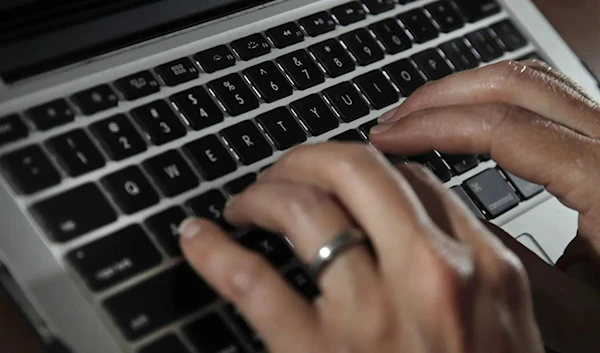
[179,218,322,353]
[379,60,600,137]
[524,59,597,102]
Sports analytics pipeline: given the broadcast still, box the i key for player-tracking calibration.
[244,61,293,103]
[277,50,325,90]
[340,29,385,66]
[354,70,399,109]
[90,114,147,161]
[182,135,237,181]
[208,74,260,116]
[46,129,105,177]
[256,107,307,150]
[171,86,224,130]
[309,39,355,78]
[143,150,199,197]
[290,94,339,136]
[221,121,273,165]
[131,101,187,145]
[101,166,160,214]
[323,82,370,122]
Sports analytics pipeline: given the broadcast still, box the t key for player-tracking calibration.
[256,107,307,150]
[208,74,260,116]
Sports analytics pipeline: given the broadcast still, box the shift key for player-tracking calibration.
[464,169,519,219]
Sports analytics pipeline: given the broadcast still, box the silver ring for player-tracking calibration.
[309,229,368,279]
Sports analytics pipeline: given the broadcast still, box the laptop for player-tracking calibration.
[0,0,598,352]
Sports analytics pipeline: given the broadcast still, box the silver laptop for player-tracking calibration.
[0,0,598,352]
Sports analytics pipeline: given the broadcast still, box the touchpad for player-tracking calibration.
[516,233,553,265]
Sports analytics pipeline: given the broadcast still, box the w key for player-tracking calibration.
[208,74,259,116]
[143,150,199,197]
[46,129,105,177]
[131,101,187,145]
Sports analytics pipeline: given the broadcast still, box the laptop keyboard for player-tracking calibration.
[0,0,548,351]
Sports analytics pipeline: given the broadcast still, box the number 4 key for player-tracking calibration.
[171,87,224,130]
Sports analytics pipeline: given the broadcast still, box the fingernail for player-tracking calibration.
[378,108,398,123]
[370,122,394,134]
[179,217,203,239]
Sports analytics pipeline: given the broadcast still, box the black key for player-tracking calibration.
[408,152,452,182]
[360,118,378,135]
[90,114,147,161]
[114,71,160,100]
[399,9,439,44]
[0,145,61,194]
[221,121,273,165]
[412,49,454,80]
[491,20,527,51]
[231,33,271,61]
[208,74,260,116]
[340,28,385,66]
[330,129,365,142]
[244,61,293,103]
[451,186,484,219]
[0,114,28,146]
[66,225,161,291]
[145,206,187,256]
[131,101,187,145]
[331,2,367,25]
[104,264,216,340]
[225,304,264,351]
[323,82,370,122]
[46,129,105,177]
[370,19,413,55]
[290,94,339,136]
[478,154,491,161]
[503,171,544,200]
[186,190,230,229]
[155,58,199,86]
[362,0,396,15]
[354,70,399,109]
[31,184,117,242]
[256,107,307,150]
[195,45,236,73]
[266,22,305,48]
[309,39,355,78]
[224,173,257,195]
[143,150,199,197]
[277,50,325,90]
[238,230,294,267]
[171,86,224,130]
[184,313,246,353]
[384,59,426,95]
[71,85,119,115]
[183,135,237,181]
[464,169,519,218]
[466,28,504,62]
[139,335,191,353]
[517,52,543,61]
[285,267,320,301]
[101,166,160,214]
[442,154,479,174]
[452,0,500,22]
[425,1,465,32]
[440,38,480,71]
[299,11,336,37]
[26,99,75,131]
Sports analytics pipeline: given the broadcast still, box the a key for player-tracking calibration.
[340,28,385,66]
[266,22,305,48]
[71,84,119,115]
[182,135,237,180]
[466,28,505,62]
[277,50,325,90]
[323,82,370,122]
[155,57,199,86]
[491,20,527,51]
[384,59,426,96]
[195,45,236,73]
[224,173,257,195]
[451,186,485,219]
[440,38,480,71]
[143,150,199,197]
[0,145,61,194]
[399,9,439,44]
[256,107,307,150]
[244,61,293,103]
[0,114,28,146]
[464,169,519,218]
[184,313,246,353]
[101,166,160,214]
[412,49,454,80]
[442,154,479,174]
[330,129,366,142]
[360,118,378,135]
[408,152,452,182]
[171,86,224,130]
[103,264,216,340]
[231,33,271,61]
[503,171,544,200]
[354,70,399,109]
[452,0,500,22]
[46,129,105,177]
[139,335,191,353]
[130,101,187,145]
[31,183,117,242]
[25,99,75,131]
[289,94,339,136]
[362,0,396,15]
[114,71,160,100]
[221,121,273,165]
[185,189,231,230]
[285,267,320,301]
[331,2,367,25]
[309,39,355,78]
[145,206,188,256]
[66,225,162,291]
[90,114,147,161]
[425,1,465,33]
[370,18,413,55]
[239,230,295,267]
[299,11,336,37]
[224,304,264,351]
[208,74,260,116]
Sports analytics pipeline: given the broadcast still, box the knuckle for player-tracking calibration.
[329,144,379,174]
[223,253,272,302]
[486,250,528,295]
[283,186,329,217]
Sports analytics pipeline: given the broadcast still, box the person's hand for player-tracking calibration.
[179,144,544,353]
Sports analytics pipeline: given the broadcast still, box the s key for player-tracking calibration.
[208,74,259,116]
[131,101,187,145]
